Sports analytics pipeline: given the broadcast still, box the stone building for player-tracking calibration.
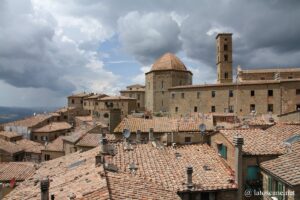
[142,33,300,118]
[82,93,108,115]
[145,53,193,113]
[120,84,145,111]
[67,92,92,116]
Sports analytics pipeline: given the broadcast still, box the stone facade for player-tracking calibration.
[120,84,145,111]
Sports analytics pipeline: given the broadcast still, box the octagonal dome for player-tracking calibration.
[151,53,187,71]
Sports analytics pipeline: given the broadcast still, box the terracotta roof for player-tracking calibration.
[219,129,281,155]
[0,131,22,138]
[63,129,89,144]
[151,53,188,72]
[76,134,102,147]
[126,84,145,88]
[99,96,136,101]
[239,67,300,74]
[54,107,76,113]
[114,117,213,133]
[33,122,72,133]
[0,162,36,182]
[108,143,236,192]
[3,115,52,128]
[16,139,45,154]
[85,94,108,99]
[43,136,64,152]
[261,141,300,186]
[4,147,109,200]
[68,92,92,98]
[0,138,24,154]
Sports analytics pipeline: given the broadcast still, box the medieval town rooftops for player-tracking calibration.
[150,52,190,72]
[114,117,214,133]
[3,114,52,128]
[75,133,102,147]
[44,136,64,152]
[0,138,24,154]
[99,95,136,101]
[4,147,108,200]
[0,162,36,182]
[67,92,92,98]
[85,93,108,99]
[16,139,45,154]
[261,141,300,186]
[219,129,281,155]
[33,122,72,133]
[0,131,22,139]
[108,142,236,192]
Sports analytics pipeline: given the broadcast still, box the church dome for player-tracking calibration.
[151,53,187,71]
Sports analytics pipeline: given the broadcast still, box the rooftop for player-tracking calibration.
[0,138,24,154]
[0,131,22,138]
[238,67,300,74]
[3,114,52,128]
[16,139,45,154]
[68,92,92,98]
[0,162,36,182]
[261,141,300,186]
[150,53,189,72]
[43,136,64,152]
[99,95,136,101]
[33,122,72,133]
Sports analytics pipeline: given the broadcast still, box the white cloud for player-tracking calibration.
[132,65,152,84]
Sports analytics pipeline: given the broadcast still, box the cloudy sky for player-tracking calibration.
[0,0,300,107]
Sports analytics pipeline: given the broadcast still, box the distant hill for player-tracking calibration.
[0,106,58,124]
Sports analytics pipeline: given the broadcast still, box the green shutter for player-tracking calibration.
[277,182,284,200]
[223,145,227,159]
[268,176,273,192]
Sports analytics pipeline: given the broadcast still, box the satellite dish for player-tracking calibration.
[123,129,131,139]
[199,123,206,133]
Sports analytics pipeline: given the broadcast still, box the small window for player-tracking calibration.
[296,89,300,95]
[224,44,228,51]
[34,136,37,140]
[224,54,228,61]
[217,144,227,159]
[104,113,109,118]
[296,104,300,110]
[197,92,200,99]
[44,154,50,161]
[261,77,265,80]
[251,90,255,96]
[161,81,164,89]
[84,102,86,106]
[194,106,198,112]
[268,90,273,97]
[224,72,229,79]
[229,105,234,113]
[246,166,259,181]
[172,93,175,99]
[212,91,216,98]
[229,90,233,97]
[185,137,191,143]
[137,103,140,108]
[181,93,185,99]
[250,104,255,112]
[211,106,216,113]
[288,76,293,79]
[268,104,273,112]
[175,107,178,113]
[71,99,75,104]
[80,100,83,104]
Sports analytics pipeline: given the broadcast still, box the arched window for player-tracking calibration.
[104,113,109,118]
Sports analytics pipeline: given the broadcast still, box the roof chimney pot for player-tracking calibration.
[186,166,194,190]
[40,177,50,200]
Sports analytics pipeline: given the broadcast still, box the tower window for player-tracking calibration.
[224,55,228,61]
[172,93,175,99]
[181,93,185,99]
[229,90,233,97]
[229,105,234,113]
[71,99,75,104]
[225,72,229,79]
[268,90,273,97]
[175,107,178,112]
[161,81,164,89]
[194,106,198,112]
[224,44,228,51]
[250,104,256,112]
[268,104,273,112]
[212,91,216,98]
[297,104,300,110]
[211,106,216,112]
[251,90,255,96]
[296,89,300,95]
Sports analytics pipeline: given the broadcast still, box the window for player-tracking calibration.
[161,81,164,89]
[212,91,216,98]
[211,106,216,113]
[251,90,255,96]
[217,144,227,159]
[229,105,234,113]
[185,137,191,143]
[229,90,233,97]
[80,100,83,104]
[261,77,265,80]
[84,102,86,106]
[224,44,228,51]
[175,107,178,113]
[296,89,300,95]
[71,99,75,104]
[194,106,198,112]
[250,104,255,112]
[44,154,50,161]
[172,93,175,99]
[288,76,293,79]
[268,176,273,192]
[297,104,300,110]
[181,93,185,99]
[246,166,259,181]
[103,113,109,118]
[137,94,140,100]
[268,104,273,112]
[161,100,163,106]
[34,136,37,140]
[137,103,140,108]
[41,136,48,141]
[224,72,229,79]
[268,90,273,97]
[197,92,200,99]
[224,54,228,61]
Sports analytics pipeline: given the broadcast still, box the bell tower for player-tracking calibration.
[216,33,233,83]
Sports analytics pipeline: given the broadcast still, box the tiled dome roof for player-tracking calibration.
[151,53,187,71]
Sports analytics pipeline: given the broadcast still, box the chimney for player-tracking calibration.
[40,177,50,200]
[186,166,194,190]
[100,137,108,154]
[149,128,154,141]
[95,154,104,166]
[233,134,244,200]
[136,130,141,143]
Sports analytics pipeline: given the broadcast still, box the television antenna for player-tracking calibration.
[199,123,206,134]
[123,129,131,139]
